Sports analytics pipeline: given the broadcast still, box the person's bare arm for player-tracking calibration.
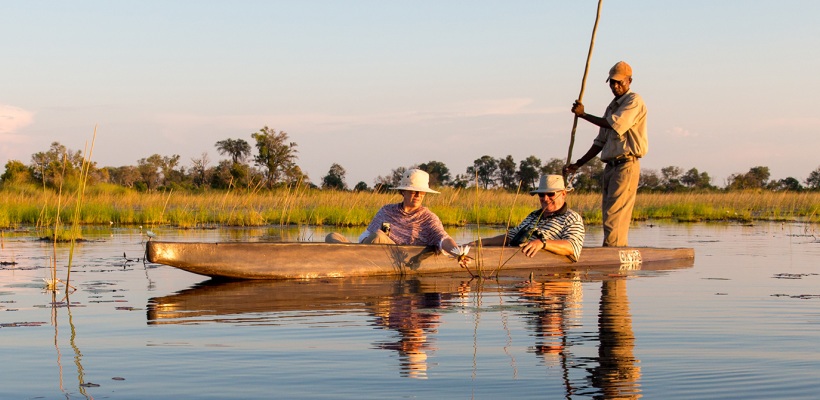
[563,143,603,175]
[572,101,613,129]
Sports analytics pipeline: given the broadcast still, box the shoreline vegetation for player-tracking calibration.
[2,184,819,231]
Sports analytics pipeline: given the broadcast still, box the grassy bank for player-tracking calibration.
[2,183,819,229]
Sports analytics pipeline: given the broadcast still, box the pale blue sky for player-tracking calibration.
[2,1,819,187]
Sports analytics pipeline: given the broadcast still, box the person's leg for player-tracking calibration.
[325,232,351,243]
[361,230,396,244]
[601,167,614,246]
[602,160,640,246]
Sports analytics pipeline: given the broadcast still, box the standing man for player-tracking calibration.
[563,61,647,247]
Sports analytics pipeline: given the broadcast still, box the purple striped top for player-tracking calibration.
[360,203,451,248]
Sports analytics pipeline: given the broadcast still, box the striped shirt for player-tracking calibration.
[506,205,585,261]
[360,203,451,248]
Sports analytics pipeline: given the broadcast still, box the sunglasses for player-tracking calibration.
[537,191,563,198]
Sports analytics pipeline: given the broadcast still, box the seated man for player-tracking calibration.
[326,168,468,265]
[470,175,585,262]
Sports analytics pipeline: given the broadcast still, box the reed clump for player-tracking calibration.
[1,185,819,228]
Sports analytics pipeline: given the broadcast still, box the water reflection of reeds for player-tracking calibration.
[51,291,94,399]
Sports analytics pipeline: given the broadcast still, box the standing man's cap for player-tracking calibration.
[607,61,632,82]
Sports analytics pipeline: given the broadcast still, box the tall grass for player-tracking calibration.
[1,186,819,229]
[64,129,97,289]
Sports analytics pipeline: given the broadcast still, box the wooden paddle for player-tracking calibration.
[565,0,603,183]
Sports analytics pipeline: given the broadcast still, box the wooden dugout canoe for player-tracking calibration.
[146,240,695,280]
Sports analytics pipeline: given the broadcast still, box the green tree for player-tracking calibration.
[451,174,469,189]
[747,166,771,187]
[727,166,770,190]
[159,154,187,189]
[769,177,802,192]
[321,163,348,190]
[374,167,406,192]
[190,153,211,188]
[106,165,141,188]
[30,142,84,189]
[681,168,714,190]
[806,166,820,190]
[417,161,451,188]
[215,138,252,165]
[137,154,165,191]
[0,160,33,185]
[466,156,498,189]
[567,158,603,192]
[639,169,662,191]
[497,155,517,190]
[661,166,684,191]
[353,181,369,191]
[251,126,299,188]
[517,156,541,192]
[541,158,565,176]
[210,160,235,189]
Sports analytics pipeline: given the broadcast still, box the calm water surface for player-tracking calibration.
[1,222,818,399]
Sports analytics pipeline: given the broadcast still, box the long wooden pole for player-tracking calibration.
[565,0,604,168]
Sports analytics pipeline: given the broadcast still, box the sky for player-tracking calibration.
[2,1,819,188]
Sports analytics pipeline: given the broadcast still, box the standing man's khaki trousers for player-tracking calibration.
[601,159,640,247]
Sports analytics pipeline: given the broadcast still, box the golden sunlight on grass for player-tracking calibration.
[1,186,818,229]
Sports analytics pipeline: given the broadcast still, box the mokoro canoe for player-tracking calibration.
[146,240,694,280]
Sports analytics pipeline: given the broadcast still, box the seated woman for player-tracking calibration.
[326,168,468,265]
[470,175,585,262]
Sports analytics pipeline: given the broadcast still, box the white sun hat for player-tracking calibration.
[529,174,566,195]
[393,169,440,194]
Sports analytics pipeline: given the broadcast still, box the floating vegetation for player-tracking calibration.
[772,273,818,279]
[0,321,47,328]
[115,306,142,311]
[771,293,820,299]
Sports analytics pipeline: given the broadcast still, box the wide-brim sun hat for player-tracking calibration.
[393,168,440,194]
[530,174,566,195]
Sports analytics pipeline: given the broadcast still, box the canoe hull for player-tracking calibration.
[146,241,695,280]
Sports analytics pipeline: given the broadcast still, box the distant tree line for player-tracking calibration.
[3,126,820,193]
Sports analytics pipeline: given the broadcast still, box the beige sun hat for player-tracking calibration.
[393,168,440,194]
[530,174,566,195]
[607,60,632,82]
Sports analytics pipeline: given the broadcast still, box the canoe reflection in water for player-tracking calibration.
[147,260,688,393]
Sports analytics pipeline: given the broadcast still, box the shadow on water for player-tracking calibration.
[147,257,691,395]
